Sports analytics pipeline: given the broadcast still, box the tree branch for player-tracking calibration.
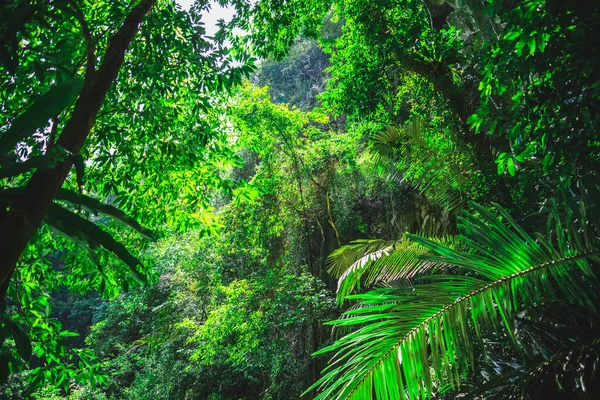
[67,0,96,78]
[0,0,157,298]
[47,116,58,150]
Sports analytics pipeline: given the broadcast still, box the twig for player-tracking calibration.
[47,116,58,151]
[67,0,96,78]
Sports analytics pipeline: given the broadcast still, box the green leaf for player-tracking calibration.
[497,160,506,175]
[504,31,522,40]
[55,189,155,240]
[496,152,509,162]
[507,157,516,176]
[537,35,547,52]
[515,40,525,56]
[58,331,80,338]
[46,203,147,283]
[542,152,555,172]
[528,37,536,55]
[0,79,83,153]
[514,152,526,162]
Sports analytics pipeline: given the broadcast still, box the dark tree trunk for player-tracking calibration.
[0,0,157,299]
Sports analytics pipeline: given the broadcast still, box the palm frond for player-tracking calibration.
[306,199,600,399]
[372,121,474,213]
[328,239,396,278]
[329,237,457,305]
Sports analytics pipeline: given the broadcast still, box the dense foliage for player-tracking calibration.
[0,0,599,399]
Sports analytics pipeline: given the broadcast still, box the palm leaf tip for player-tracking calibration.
[332,237,455,305]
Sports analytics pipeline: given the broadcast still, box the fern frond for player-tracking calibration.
[307,200,600,399]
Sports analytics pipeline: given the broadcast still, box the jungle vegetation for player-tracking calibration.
[0,0,599,399]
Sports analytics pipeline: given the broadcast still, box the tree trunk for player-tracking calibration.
[414,1,514,207]
[0,0,156,299]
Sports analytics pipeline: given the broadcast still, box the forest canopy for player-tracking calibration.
[0,0,599,399]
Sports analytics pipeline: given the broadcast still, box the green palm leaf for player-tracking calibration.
[329,238,456,305]
[372,121,473,213]
[307,200,600,399]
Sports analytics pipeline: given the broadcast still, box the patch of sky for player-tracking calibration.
[175,0,237,37]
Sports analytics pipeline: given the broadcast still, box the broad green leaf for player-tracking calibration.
[0,79,84,153]
[528,37,536,55]
[504,31,521,40]
[507,157,516,176]
[497,159,505,175]
[55,189,155,240]
[58,331,80,338]
[46,203,147,283]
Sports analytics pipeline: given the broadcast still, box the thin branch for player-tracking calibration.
[67,0,96,78]
[47,116,58,151]
[421,0,434,30]
[95,108,136,120]
[326,191,341,247]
